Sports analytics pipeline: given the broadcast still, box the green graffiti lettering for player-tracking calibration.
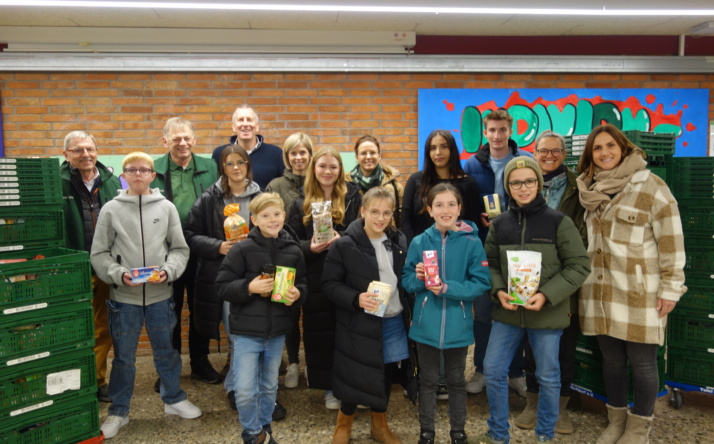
[592,102,622,128]
[574,101,594,135]
[461,106,483,154]
[509,105,538,148]
[547,104,576,136]
[622,108,650,131]
[653,123,682,137]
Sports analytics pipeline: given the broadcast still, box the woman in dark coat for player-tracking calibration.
[323,187,415,444]
[287,146,362,410]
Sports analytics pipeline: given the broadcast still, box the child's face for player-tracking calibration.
[250,205,285,238]
[122,161,155,195]
[361,197,393,239]
[508,168,539,207]
[427,191,461,232]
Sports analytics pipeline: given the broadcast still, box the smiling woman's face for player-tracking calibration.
[592,132,623,171]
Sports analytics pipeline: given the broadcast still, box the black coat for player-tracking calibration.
[322,219,417,409]
[215,226,308,338]
[287,182,362,390]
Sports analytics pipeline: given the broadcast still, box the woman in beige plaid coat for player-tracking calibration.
[576,124,686,444]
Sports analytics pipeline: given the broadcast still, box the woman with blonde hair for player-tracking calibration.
[287,146,362,410]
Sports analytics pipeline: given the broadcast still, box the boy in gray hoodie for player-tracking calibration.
[91,152,201,439]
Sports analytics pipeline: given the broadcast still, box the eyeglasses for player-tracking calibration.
[367,209,394,219]
[535,148,564,156]
[67,147,98,155]
[123,168,154,176]
[508,178,538,189]
[225,161,249,168]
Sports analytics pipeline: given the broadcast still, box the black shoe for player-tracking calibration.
[419,430,436,444]
[450,430,467,444]
[153,378,160,393]
[227,390,237,411]
[97,383,111,403]
[242,430,271,444]
[272,400,287,421]
[191,358,223,384]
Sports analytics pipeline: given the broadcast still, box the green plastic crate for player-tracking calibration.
[0,209,66,252]
[667,309,714,352]
[0,158,61,176]
[0,394,99,444]
[669,157,714,170]
[0,347,96,420]
[666,347,714,388]
[0,175,62,207]
[0,248,91,312]
[648,166,668,182]
[623,130,676,156]
[683,247,714,272]
[676,286,714,313]
[0,302,94,368]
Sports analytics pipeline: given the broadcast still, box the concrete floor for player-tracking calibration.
[99,351,714,444]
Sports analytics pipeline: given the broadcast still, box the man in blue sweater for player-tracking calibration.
[463,109,533,398]
[212,105,284,190]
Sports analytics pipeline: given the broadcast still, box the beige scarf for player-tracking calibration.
[577,151,647,216]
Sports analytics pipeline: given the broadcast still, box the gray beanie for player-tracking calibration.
[504,156,543,197]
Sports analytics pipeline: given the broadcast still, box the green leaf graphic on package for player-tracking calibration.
[506,251,542,306]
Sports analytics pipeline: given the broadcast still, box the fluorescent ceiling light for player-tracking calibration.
[0,1,713,16]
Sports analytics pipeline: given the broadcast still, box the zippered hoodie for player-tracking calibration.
[402,220,491,349]
[90,188,189,306]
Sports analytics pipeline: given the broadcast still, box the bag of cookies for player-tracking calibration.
[311,201,334,244]
[507,250,541,305]
[224,203,249,242]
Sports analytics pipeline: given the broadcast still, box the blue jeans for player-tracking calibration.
[230,334,285,440]
[106,298,186,417]
[473,293,525,377]
[484,321,562,441]
[223,301,236,393]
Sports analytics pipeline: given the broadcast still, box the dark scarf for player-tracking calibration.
[350,163,383,193]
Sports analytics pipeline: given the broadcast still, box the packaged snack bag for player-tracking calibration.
[423,250,441,287]
[131,266,161,284]
[365,280,393,317]
[311,201,334,244]
[271,266,296,303]
[507,251,542,305]
[483,194,501,220]
[224,203,249,242]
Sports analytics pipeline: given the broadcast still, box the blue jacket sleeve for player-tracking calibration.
[401,239,426,294]
[440,237,491,302]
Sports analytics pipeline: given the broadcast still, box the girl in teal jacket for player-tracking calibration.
[402,183,491,444]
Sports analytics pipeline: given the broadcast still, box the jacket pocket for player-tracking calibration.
[610,208,648,246]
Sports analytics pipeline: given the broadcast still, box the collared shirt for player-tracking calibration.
[238,135,263,155]
[169,156,197,225]
[82,167,100,192]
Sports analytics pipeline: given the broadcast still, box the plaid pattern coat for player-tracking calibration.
[579,169,686,345]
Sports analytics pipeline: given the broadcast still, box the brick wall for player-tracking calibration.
[2,71,713,355]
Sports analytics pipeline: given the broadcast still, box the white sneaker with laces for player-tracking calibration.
[101,415,128,439]
[324,391,341,410]
[508,376,527,398]
[284,363,299,388]
[165,399,202,419]
[466,371,486,394]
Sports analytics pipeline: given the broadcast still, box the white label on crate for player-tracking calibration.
[10,400,53,417]
[6,351,50,366]
[0,245,24,252]
[0,189,20,194]
[0,171,19,176]
[3,303,48,315]
[0,163,18,168]
[0,200,21,206]
[575,346,594,355]
[0,177,19,183]
[0,158,18,164]
[46,369,81,395]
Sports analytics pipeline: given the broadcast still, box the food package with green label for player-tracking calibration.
[507,250,542,305]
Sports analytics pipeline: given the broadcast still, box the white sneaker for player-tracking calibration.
[466,371,486,394]
[324,391,341,410]
[508,376,527,398]
[165,399,202,419]
[284,363,299,388]
[101,415,128,439]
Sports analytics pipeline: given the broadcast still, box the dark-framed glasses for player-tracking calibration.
[535,148,564,156]
[508,178,538,189]
[123,168,154,176]
[67,147,98,155]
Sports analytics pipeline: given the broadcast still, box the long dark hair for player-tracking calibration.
[417,129,465,202]
[219,145,253,198]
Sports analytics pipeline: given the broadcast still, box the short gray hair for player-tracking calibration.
[231,105,259,123]
[63,131,97,151]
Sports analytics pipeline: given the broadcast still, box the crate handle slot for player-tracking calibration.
[12,323,42,333]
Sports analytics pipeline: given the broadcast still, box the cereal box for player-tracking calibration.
[366,281,393,317]
[271,266,296,303]
[131,266,161,284]
[423,250,441,287]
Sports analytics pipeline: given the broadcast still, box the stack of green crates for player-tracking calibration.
[564,130,675,181]
[0,158,100,444]
[666,157,714,389]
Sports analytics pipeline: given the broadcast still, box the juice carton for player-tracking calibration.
[423,250,441,287]
[365,281,393,317]
[271,266,296,303]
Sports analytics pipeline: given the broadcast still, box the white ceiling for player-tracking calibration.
[0,0,713,36]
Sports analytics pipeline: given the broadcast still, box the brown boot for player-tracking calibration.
[370,411,402,444]
[616,411,653,444]
[332,410,355,444]
[596,404,628,444]
[514,391,538,429]
[555,396,574,434]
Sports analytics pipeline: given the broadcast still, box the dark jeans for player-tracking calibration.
[525,314,580,397]
[170,255,210,367]
[285,305,302,364]
[340,363,397,415]
[416,342,468,432]
[473,292,525,377]
[597,335,659,416]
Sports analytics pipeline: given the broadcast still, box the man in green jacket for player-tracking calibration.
[60,131,122,403]
[151,117,220,387]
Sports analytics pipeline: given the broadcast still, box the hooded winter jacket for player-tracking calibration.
[90,188,189,306]
[265,169,305,219]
